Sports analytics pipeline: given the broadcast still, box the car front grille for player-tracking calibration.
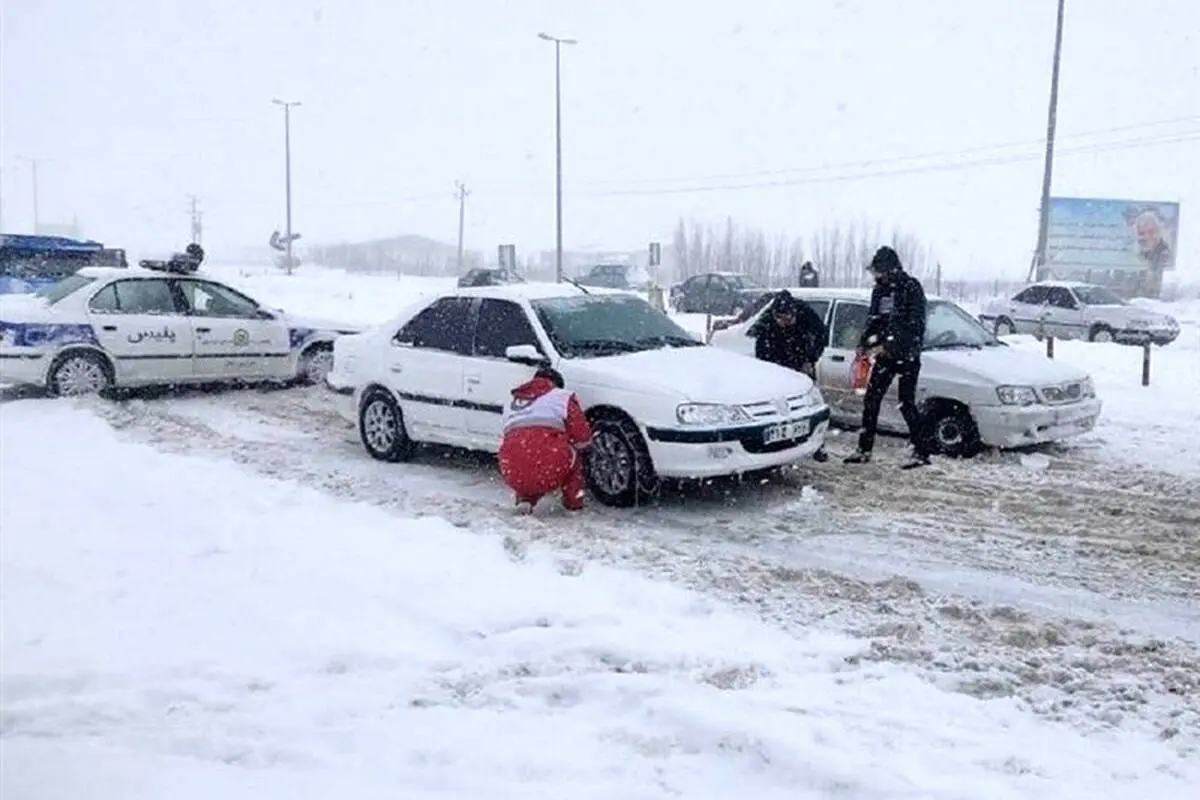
[1039,381,1084,405]
[741,394,812,420]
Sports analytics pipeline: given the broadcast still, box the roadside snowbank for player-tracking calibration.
[2,401,1196,799]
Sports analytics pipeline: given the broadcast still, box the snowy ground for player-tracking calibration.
[3,265,1199,796]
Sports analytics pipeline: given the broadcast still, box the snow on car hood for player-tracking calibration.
[564,345,814,404]
[0,294,58,323]
[276,311,362,334]
[928,345,1090,386]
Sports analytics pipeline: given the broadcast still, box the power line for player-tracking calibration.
[582,130,1200,197]
[580,114,1200,188]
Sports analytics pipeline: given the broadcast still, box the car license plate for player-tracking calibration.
[763,419,810,445]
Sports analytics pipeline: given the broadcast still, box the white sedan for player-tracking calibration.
[709,288,1103,456]
[325,283,830,508]
[979,281,1180,345]
[0,265,361,395]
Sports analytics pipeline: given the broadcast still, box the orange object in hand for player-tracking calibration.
[851,352,874,395]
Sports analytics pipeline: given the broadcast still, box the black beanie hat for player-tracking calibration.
[868,246,902,274]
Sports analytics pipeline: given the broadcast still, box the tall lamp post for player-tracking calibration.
[1029,0,1067,283]
[15,156,46,233]
[272,98,301,274]
[538,32,577,283]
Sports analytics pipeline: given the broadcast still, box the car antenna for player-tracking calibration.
[563,277,590,294]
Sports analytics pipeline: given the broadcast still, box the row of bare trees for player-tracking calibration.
[669,217,940,288]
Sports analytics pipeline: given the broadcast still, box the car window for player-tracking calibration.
[37,275,96,305]
[924,301,997,348]
[473,299,541,358]
[1046,287,1077,309]
[88,279,178,315]
[394,297,473,354]
[1013,286,1048,305]
[178,280,261,318]
[804,300,831,325]
[1073,285,1126,306]
[830,301,870,349]
[531,294,702,357]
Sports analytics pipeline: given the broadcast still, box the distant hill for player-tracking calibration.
[307,234,484,276]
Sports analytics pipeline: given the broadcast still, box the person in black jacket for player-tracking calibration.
[751,290,830,462]
[844,246,931,469]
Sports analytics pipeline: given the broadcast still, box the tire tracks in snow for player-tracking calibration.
[79,386,1200,756]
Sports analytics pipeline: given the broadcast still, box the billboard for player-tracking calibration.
[1046,197,1180,277]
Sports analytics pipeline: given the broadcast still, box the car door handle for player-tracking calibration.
[195,327,212,333]
[830,355,846,362]
[465,375,481,385]
[101,325,117,332]
[389,365,403,373]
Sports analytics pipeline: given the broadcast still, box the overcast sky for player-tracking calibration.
[2,0,1197,278]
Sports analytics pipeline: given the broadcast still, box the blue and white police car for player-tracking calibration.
[0,262,361,395]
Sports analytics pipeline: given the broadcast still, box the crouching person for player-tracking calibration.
[499,367,592,514]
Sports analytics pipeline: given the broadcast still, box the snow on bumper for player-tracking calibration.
[973,397,1103,449]
[645,406,830,478]
[0,351,49,389]
[325,374,357,423]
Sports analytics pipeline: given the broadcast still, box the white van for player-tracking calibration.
[708,288,1102,457]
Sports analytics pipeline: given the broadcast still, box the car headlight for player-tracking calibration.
[1081,377,1095,398]
[996,385,1038,406]
[676,403,752,426]
[795,386,823,408]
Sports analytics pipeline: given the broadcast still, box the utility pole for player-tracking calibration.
[15,156,45,233]
[538,32,577,282]
[272,98,301,275]
[454,181,470,271]
[1029,0,1068,283]
[186,195,203,244]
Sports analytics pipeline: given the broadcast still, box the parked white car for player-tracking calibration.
[325,283,831,507]
[978,281,1179,345]
[709,288,1102,456]
[0,265,360,395]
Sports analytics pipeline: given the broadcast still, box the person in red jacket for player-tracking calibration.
[499,367,593,514]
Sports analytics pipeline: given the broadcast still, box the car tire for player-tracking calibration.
[925,402,982,459]
[298,344,334,385]
[358,388,415,463]
[47,350,114,397]
[1088,324,1115,343]
[994,317,1016,336]
[586,412,658,508]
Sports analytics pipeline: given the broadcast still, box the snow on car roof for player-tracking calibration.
[452,281,635,302]
[1031,280,1094,289]
[76,266,215,281]
[781,286,948,302]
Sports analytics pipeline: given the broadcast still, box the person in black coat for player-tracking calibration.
[751,290,829,462]
[844,246,931,468]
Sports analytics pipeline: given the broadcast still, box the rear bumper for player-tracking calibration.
[0,352,48,389]
[324,375,356,423]
[645,406,830,478]
[973,398,1102,449]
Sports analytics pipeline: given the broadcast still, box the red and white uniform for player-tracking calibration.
[498,376,592,510]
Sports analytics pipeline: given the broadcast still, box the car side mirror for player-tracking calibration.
[256,309,277,320]
[505,344,548,366]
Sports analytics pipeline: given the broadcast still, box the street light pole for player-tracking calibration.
[1029,0,1067,283]
[272,99,301,275]
[15,156,45,233]
[538,32,577,283]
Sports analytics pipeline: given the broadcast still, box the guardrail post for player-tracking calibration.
[1142,340,1151,386]
[1045,336,1054,359]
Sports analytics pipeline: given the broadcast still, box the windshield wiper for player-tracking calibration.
[565,338,640,353]
[635,334,704,348]
[925,342,983,351]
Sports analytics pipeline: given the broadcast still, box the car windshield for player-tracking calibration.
[34,274,96,304]
[532,294,704,357]
[1072,285,1126,306]
[923,300,1000,350]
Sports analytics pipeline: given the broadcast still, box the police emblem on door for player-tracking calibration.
[232,329,250,346]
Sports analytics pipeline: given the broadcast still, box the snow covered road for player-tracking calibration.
[44,380,1200,759]
[2,400,1198,799]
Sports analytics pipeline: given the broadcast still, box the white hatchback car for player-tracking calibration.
[0,265,360,395]
[325,283,831,507]
[709,288,1102,457]
[979,281,1180,345]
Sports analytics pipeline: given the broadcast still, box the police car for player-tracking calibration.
[0,260,361,395]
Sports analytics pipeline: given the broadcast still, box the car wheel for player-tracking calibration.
[48,351,113,397]
[358,389,415,462]
[1088,324,1114,343]
[925,402,982,459]
[994,317,1016,336]
[298,344,334,385]
[586,412,658,507]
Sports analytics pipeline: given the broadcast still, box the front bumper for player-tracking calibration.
[324,374,357,423]
[644,406,831,478]
[1114,327,1179,346]
[973,397,1102,449]
[0,351,49,389]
